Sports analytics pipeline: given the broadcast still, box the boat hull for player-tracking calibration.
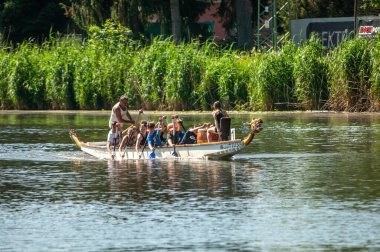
[79,140,245,160]
[69,117,262,161]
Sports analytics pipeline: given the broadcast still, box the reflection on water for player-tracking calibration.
[104,160,260,202]
[1,112,380,251]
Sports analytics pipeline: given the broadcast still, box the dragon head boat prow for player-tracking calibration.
[242,117,263,146]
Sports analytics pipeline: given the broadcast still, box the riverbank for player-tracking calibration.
[2,109,380,116]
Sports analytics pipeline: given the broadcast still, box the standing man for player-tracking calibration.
[109,95,135,129]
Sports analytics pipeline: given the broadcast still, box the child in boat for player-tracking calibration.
[118,125,138,153]
[146,121,162,151]
[155,115,167,144]
[118,110,144,153]
[167,115,185,146]
[135,120,148,153]
[107,121,122,157]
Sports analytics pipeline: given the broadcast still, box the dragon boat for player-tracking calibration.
[69,117,263,161]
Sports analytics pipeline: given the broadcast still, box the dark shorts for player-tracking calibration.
[168,132,180,143]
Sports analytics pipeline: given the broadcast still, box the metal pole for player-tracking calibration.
[257,0,260,50]
[273,0,277,50]
[354,0,358,36]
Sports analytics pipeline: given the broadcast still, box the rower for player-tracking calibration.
[167,115,184,146]
[147,121,162,151]
[135,120,148,155]
[106,121,122,157]
[207,101,229,142]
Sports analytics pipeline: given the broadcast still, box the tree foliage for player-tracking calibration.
[65,0,210,39]
[0,0,73,43]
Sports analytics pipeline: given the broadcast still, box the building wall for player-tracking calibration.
[197,3,227,41]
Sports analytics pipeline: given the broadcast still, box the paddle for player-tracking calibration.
[149,147,156,159]
[178,119,186,131]
[149,128,161,159]
[171,115,178,157]
[138,134,148,159]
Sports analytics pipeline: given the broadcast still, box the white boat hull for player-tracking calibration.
[79,140,245,160]
[69,117,263,161]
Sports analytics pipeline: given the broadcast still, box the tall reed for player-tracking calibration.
[164,41,202,110]
[250,43,296,110]
[293,36,328,110]
[8,42,46,109]
[370,37,380,111]
[132,37,173,109]
[327,37,373,111]
[44,37,80,109]
[0,44,11,109]
[2,25,380,112]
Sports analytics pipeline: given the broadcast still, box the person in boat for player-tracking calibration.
[135,120,148,154]
[207,101,228,142]
[108,95,135,129]
[179,123,211,144]
[107,121,122,156]
[155,115,167,144]
[117,109,144,152]
[192,123,212,134]
[167,115,185,147]
[118,125,138,153]
[146,121,162,151]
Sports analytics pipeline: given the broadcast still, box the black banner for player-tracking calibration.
[306,21,355,48]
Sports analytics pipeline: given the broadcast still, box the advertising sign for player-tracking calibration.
[306,21,354,48]
[291,17,380,49]
[358,19,380,38]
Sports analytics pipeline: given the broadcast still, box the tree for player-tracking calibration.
[295,0,354,18]
[65,0,210,41]
[0,0,72,43]
[235,0,253,50]
[170,0,181,43]
[360,0,380,12]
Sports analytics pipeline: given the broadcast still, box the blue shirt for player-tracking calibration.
[147,128,161,147]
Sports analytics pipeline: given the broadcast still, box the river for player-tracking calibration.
[1,111,380,251]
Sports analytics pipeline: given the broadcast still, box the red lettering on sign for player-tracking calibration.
[359,26,373,34]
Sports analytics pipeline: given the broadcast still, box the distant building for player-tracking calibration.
[196,1,227,41]
[145,0,228,41]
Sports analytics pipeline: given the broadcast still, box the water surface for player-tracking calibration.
[1,111,380,251]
